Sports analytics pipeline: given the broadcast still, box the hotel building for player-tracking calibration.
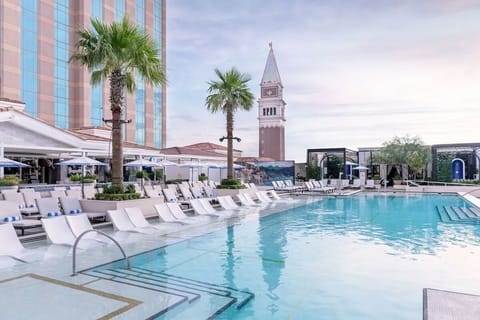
[0,0,166,148]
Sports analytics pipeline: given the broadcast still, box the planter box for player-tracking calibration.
[80,198,163,217]
[0,185,18,192]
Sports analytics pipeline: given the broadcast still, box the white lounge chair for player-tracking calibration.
[41,216,84,246]
[365,180,376,189]
[165,203,210,223]
[144,185,162,198]
[107,209,155,234]
[22,191,42,214]
[237,193,261,206]
[65,214,110,243]
[2,191,39,216]
[36,197,62,218]
[256,191,273,203]
[352,179,362,188]
[217,196,235,210]
[202,185,216,198]
[0,200,43,236]
[190,186,204,199]
[59,197,106,221]
[179,186,195,201]
[124,207,176,233]
[163,188,180,203]
[0,223,32,263]
[154,203,193,225]
[190,199,219,217]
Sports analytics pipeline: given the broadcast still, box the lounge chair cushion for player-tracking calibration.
[3,215,22,222]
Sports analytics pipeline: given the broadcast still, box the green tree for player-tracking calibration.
[205,68,254,179]
[374,135,431,178]
[306,162,321,180]
[70,16,166,188]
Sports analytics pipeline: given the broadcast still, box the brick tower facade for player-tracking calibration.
[258,43,286,160]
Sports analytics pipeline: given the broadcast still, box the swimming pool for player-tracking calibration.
[83,193,480,319]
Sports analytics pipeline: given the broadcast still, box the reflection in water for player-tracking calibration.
[258,213,288,315]
[224,226,235,288]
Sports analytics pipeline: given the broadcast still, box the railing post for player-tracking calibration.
[71,229,130,276]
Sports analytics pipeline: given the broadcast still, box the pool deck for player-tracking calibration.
[0,196,312,319]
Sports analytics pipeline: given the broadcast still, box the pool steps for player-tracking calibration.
[436,205,480,223]
[82,266,254,319]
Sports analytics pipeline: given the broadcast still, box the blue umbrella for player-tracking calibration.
[0,157,30,168]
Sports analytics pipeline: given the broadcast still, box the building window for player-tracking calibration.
[273,107,276,115]
[54,0,69,128]
[153,0,163,148]
[21,0,38,117]
[90,0,103,126]
[135,73,145,145]
[263,108,266,116]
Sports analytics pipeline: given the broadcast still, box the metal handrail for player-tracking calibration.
[71,229,131,276]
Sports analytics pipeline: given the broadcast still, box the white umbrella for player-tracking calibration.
[218,163,245,169]
[124,159,162,195]
[158,159,178,167]
[0,157,30,168]
[179,162,203,168]
[56,156,105,167]
[352,165,369,171]
[56,156,107,199]
[123,159,160,168]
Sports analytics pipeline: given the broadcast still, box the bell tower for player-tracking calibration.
[258,43,286,160]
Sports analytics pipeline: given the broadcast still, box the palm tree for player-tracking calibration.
[206,68,254,180]
[70,16,166,188]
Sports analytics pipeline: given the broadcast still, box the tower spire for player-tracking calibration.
[261,43,282,85]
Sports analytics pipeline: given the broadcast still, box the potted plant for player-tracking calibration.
[94,184,141,201]
[198,173,208,182]
[0,175,20,191]
[69,173,82,183]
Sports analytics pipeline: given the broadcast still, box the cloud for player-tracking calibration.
[166,0,480,162]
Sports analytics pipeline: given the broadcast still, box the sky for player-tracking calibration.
[166,0,480,162]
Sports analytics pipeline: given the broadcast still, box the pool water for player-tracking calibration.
[94,194,480,319]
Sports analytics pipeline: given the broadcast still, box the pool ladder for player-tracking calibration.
[71,229,131,276]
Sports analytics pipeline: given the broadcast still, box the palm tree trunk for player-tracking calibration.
[110,70,126,188]
[226,103,234,179]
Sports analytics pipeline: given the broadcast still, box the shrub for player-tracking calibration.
[84,174,97,180]
[0,175,20,186]
[82,178,96,183]
[221,178,241,186]
[69,173,82,182]
[216,184,246,189]
[102,184,124,194]
[217,178,245,189]
[149,169,163,181]
[95,193,141,201]
[125,184,136,194]
[136,171,149,179]
[198,173,208,182]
